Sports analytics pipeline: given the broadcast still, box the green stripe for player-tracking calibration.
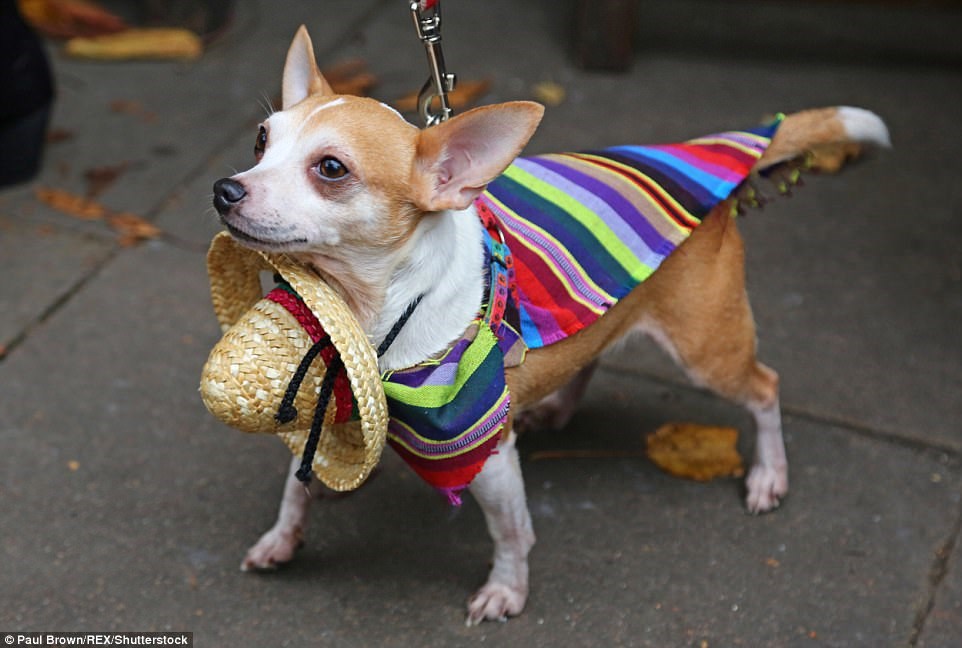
[381,326,497,409]
[502,163,650,282]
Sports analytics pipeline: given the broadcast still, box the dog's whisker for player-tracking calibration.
[258,91,276,118]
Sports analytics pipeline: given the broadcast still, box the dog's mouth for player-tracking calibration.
[220,217,308,250]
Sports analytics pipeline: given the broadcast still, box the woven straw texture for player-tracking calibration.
[200,232,387,491]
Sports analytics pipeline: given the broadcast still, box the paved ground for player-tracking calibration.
[2,0,961,645]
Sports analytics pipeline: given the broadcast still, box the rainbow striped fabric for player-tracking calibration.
[382,321,509,505]
[478,116,784,349]
[383,117,783,503]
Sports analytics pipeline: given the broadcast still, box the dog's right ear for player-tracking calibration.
[411,101,545,212]
[282,25,335,109]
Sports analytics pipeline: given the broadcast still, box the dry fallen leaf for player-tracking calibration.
[321,59,378,96]
[107,212,162,246]
[35,187,162,245]
[46,127,76,144]
[532,81,566,107]
[84,162,129,198]
[65,27,203,61]
[645,422,744,482]
[19,0,127,39]
[808,142,863,174]
[393,78,492,114]
[109,99,158,123]
[35,187,106,220]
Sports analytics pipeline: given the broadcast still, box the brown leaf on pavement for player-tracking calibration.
[46,127,75,144]
[321,59,378,97]
[108,100,158,123]
[106,212,162,246]
[393,78,492,114]
[35,187,106,220]
[645,422,745,482]
[34,187,162,245]
[19,0,127,39]
[83,162,129,198]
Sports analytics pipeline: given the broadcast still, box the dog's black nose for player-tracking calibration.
[213,178,247,214]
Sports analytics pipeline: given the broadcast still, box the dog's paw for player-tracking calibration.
[240,526,304,572]
[745,464,789,514]
[466,582,527,626]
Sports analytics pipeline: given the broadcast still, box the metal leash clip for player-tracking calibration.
[410,0,456,126]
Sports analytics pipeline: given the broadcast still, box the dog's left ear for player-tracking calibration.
[411,102,544,212]
[282,25,335,109]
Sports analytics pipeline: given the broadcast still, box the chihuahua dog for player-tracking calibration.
[211,26,889,624]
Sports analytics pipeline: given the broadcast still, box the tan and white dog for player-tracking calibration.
[211,26,890,624]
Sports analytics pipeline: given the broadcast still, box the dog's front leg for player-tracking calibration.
[241,456,317,571]
[466,431,535,625]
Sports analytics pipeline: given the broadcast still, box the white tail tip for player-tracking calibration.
[838,106,892,148]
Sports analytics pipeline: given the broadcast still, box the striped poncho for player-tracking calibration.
[382,117,784,503]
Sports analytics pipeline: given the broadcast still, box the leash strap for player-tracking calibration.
[410,0,455,126]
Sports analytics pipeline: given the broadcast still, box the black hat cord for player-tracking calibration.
[278,294,424,486]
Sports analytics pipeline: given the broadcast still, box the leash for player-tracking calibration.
[409,0,455,126]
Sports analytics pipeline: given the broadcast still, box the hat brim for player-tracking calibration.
[200,232,387,491]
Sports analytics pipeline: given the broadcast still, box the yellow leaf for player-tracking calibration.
[532,81,565,107]
[645,422,744,482]
[808,142,863,174]
[65,28,202,61]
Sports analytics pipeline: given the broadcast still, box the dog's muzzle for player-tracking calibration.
[213,178,247,215]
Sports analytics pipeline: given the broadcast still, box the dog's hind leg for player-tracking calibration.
[241,455,319,571]
[466,431,536,624]
[638,206,788,513]
[513,360,598,433]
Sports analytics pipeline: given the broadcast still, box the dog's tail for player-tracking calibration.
[733,106,889,210]
[755,106,890,174]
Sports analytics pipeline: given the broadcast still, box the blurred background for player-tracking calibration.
[1,1,960,645]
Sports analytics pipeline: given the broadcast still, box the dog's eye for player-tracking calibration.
[316,156,349,180]
[254,126,267,160]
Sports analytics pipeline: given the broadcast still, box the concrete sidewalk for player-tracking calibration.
[1,0,960,645]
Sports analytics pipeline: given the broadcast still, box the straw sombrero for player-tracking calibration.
[199,232,387,491]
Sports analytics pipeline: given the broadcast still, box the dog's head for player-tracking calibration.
[212,26,542,321]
